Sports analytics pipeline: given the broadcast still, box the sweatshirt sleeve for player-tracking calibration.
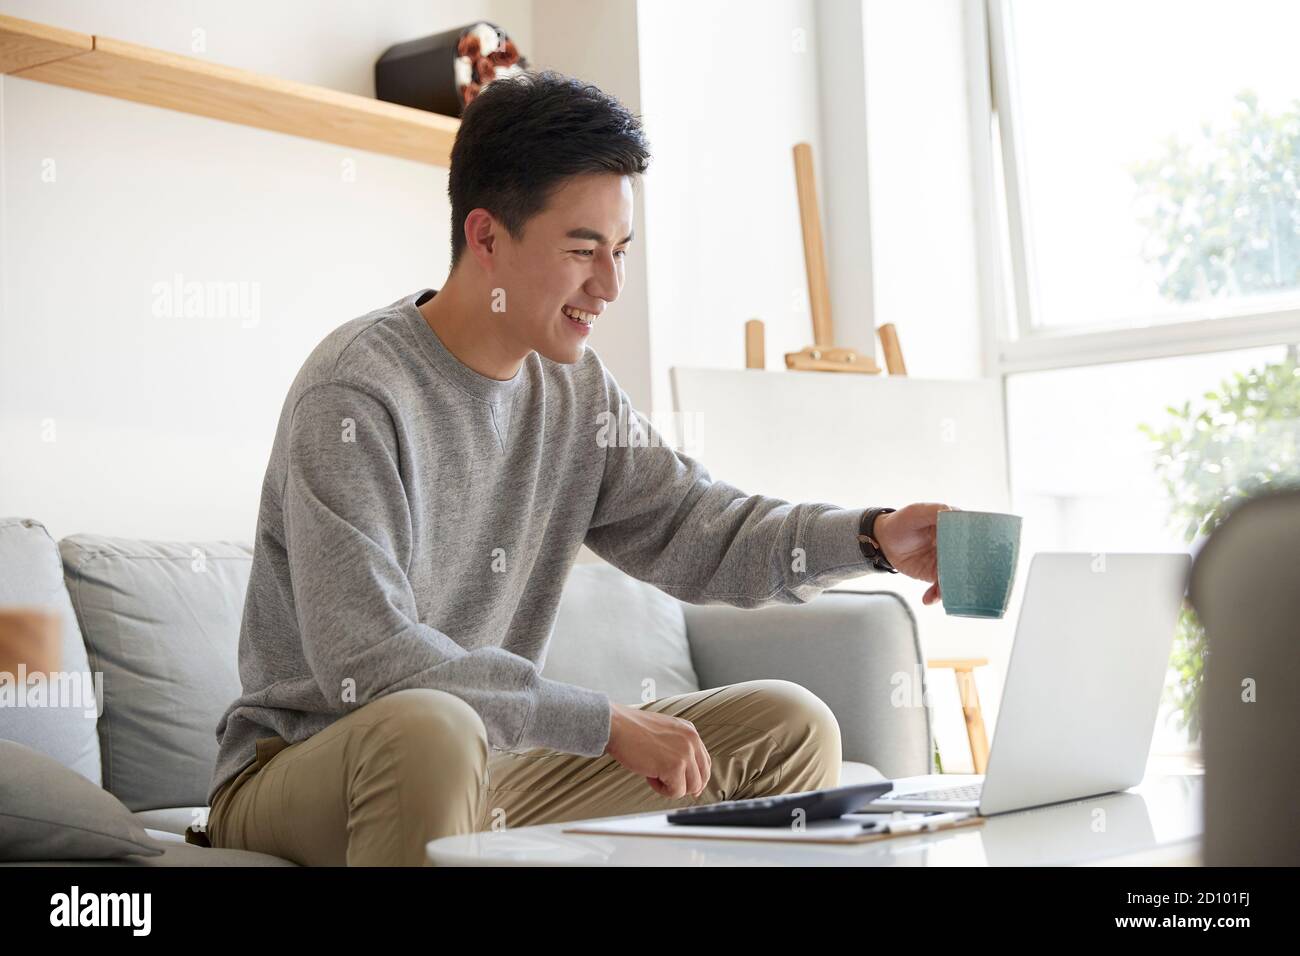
[583,364,887,608]
[282,379,611,756]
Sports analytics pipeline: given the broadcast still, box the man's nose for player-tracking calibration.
[587,248,621,303]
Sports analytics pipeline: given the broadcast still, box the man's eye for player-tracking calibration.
[570,248,628,259]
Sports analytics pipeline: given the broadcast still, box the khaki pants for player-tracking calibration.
[198,679,842,866]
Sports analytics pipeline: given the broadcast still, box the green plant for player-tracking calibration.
[1130,90,1300,304]
[1130,85,1300,744]
[1137,350,1300,742]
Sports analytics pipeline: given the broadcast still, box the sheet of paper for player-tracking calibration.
[563,810,975,842]
[565,813,867,841]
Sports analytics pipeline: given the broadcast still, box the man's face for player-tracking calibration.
[492,172,634,365]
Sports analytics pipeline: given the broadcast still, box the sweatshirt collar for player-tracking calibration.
[401,288,526,405]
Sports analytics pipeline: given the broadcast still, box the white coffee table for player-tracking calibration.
[427,771,1203,866]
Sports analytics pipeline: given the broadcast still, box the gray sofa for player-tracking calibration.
[0,515,931,866]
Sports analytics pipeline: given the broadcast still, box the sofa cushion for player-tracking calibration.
[0,740,166,861]
[0,841,297,867]
[540,561,700,706]
[0,517,103,785]
[58,533,250,811]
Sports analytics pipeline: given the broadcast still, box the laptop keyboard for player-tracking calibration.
[879,783,983,802]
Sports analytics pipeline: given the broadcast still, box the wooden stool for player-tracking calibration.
[926,657,990,773]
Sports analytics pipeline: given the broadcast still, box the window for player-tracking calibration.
[1006,343,1300,753]
[987,0,1300,357]
[976,0,1300,757]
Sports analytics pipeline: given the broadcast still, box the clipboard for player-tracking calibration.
[562,810,985,845]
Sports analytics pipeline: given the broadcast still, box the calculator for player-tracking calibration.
[665,781,895,827]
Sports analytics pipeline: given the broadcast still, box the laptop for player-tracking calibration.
[863,552,1192,816]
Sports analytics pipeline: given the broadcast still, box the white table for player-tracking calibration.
[427,771,1203,866]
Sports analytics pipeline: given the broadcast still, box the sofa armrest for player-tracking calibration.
[680,590,933,779]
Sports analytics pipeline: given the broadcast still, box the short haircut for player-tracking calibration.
[447,69,652,269]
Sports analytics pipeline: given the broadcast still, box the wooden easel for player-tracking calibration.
[745,142,907,375]
[786,141,878,373]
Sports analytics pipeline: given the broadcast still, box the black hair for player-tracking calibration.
[447,69,651,269]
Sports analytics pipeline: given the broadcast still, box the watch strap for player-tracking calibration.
[858,507,899,573]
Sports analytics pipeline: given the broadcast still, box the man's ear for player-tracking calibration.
[463,208,499,268]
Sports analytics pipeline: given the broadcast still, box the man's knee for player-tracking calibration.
[357,688,490,792]
[746,679,842,783]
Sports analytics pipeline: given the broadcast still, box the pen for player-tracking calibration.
[861,811,973,833]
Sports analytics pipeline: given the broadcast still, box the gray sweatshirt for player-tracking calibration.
[207,288,883,806]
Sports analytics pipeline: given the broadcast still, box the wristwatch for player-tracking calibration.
[857,507,899,574]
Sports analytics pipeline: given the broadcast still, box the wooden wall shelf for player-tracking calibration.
[0,13,459,167]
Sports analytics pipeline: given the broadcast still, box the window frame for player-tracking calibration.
[969,0,1300,378]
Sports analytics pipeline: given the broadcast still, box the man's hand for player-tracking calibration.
[603,702,712,798]
[873,503,959,606]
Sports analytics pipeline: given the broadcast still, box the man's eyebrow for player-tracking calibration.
[565,227,635,244]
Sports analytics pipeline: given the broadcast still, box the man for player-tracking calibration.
[197,70,952,865]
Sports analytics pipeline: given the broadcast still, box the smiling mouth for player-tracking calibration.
[562,305,596,328]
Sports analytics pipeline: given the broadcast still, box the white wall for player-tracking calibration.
[636,0,831,424]
[815,0,879,364]
[0,0,533,540]
[636,0,986,429]
[864,0,983,380]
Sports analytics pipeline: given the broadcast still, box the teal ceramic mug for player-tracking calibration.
[936,510,1022,618]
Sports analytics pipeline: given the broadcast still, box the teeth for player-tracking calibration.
[563,306,595,325]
